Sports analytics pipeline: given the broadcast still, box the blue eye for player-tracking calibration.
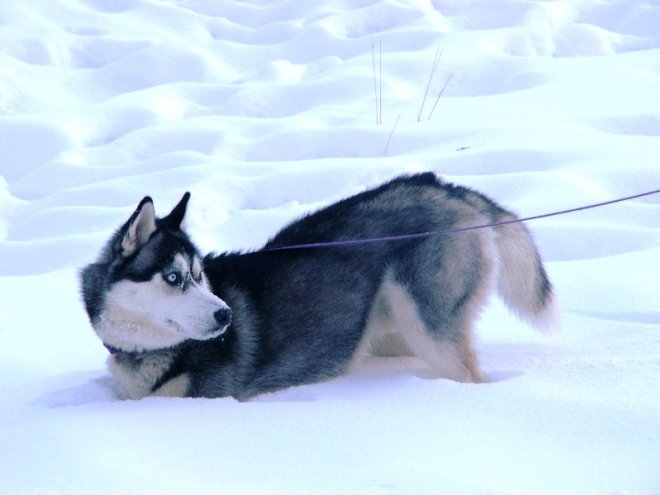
[164,272,181,286]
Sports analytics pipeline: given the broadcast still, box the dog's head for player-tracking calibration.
[80,193,232,353]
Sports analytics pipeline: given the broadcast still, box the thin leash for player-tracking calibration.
[264,188,660,252]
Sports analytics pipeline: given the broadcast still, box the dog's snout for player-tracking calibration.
[214,307,232,327]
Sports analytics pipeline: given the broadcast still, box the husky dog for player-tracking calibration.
[80,173,557,400]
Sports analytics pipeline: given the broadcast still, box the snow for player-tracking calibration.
[0,0,659,493]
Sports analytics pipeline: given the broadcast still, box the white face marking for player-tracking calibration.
[94,255,230,352]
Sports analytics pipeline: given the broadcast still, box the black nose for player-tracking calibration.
[214,307,232,327]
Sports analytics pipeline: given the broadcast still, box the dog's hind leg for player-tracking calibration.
[360,284,414,358]
[386,223,499,383]
[379,278,483,383]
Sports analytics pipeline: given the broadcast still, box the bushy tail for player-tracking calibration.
[494,218,560,331]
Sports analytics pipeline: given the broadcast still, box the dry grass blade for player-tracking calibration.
[427,71,454,120]
[379,41,382,126]
[371,43,379,125]
[417,47,442,122]
[384,113,401,155]
[371,41,383,125]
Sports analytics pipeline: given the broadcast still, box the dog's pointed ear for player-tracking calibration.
[121,196,157,257]
[161,192,191,230]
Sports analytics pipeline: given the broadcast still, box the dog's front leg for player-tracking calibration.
[107,350,181,400]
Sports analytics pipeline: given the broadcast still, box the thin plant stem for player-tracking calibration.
[371,43,379,125]
[379,41,382,126]
[384,113,401,155]
[427,71,454,120]
[417,47,442,122]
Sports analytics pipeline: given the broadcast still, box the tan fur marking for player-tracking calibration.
[153,374,190,398]
[107,351,177,400]
[353,276,484,382]
[495,220,560,331]
[380,280,482,382]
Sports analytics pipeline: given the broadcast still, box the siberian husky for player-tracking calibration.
[80,173,557,400]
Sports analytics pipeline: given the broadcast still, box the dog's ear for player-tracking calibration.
[120,196,157,257]
[161,192,191,230]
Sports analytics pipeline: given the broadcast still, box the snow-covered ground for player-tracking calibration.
[1,1,659,494]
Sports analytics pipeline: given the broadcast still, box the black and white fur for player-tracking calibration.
[80,173,558,400]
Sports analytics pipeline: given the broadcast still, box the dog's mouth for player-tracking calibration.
[166,307,232,335]
[104,343,123,355]
[201,325,229,340]
[165,318,229,340]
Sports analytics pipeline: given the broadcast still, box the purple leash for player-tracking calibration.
[264,189,660,252]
